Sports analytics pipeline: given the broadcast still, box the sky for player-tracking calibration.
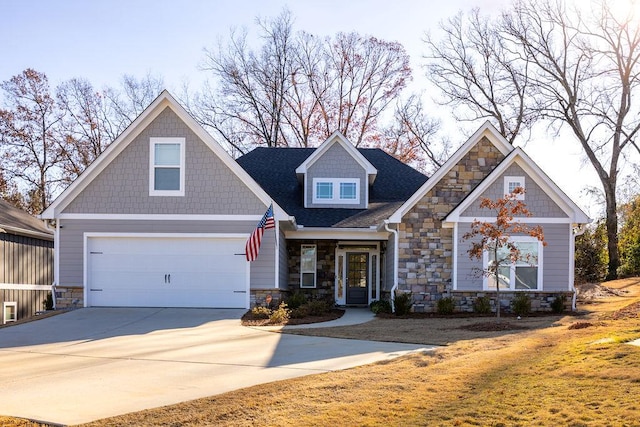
[0,0,609,217]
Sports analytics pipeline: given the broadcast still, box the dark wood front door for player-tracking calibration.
[346,252,368,305]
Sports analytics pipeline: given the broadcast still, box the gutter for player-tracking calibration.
[384,220,399,312]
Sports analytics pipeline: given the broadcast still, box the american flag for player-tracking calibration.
[245,204,275,262]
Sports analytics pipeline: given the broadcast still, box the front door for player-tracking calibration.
[346,252,369,305]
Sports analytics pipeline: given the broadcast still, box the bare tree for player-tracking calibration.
[196,9,413,153]
[427,0,640,279]
[56,78,113,182]
[383,94,447,174]
[424,9,531,144]
[0,69,64,213]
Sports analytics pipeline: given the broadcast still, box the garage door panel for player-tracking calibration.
[87,236,249,308]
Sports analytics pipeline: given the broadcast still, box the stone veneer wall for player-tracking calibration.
[287,240,337,301]
[410,291,574,313]
[397,136,506,310]
[54,285,84,309]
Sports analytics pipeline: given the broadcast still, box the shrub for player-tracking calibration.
[473,296,492,314]
[43,292,54,310]
[289,305,310,319]
[393,291,413,316]
[269,302,290,324]
[512,293,531,316]
[370,299,392,315]
[574,222,608,283]
[286,292,308,310]
[251,306,271,319]
[304,299,332,316]
[436,297,455,315]
[551,295,566,314]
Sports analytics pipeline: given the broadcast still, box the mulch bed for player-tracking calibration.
[609,301,640,320]
[241,308,345,326]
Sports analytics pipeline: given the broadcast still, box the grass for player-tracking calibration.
[4,278,640,426]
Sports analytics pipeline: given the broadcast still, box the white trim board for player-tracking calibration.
[0,283,52,291]
[58,214,264,221]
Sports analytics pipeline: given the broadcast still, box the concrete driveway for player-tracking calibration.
[0,308,433,425]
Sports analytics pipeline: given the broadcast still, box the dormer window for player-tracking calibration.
[312,178,360,204]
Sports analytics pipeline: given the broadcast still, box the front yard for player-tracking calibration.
[3,278,639,426]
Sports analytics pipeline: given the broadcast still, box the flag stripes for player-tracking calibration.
[245,204,275,262]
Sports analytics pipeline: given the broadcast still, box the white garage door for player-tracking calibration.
[87,235,249,308]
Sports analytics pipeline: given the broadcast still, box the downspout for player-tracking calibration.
[384,220,399,312]
[571,223,587,310]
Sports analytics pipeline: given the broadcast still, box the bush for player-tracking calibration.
[473,296,492,314]
[393,291,413,316]
[269,302,290,324]
[574,222,608,283]
[304,299,332,316]
[43,292,54,310]
[436,297,455,315]
[285,292,308,310]
[551,295,566,314]
[289,305,310,319]
[370,299,392,315]
[512,293,531,316]
[251,306,271,319]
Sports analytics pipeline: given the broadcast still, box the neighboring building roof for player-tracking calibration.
[0,199,53,240]
[237,147,428,228]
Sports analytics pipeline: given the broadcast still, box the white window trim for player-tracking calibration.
[482,236,543,291]
[300,244,317,288]
[3,301,17,324]
[504,176,525,200]
[312,178,360,204]
[149,137,186,197]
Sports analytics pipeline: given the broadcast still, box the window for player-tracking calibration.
[504,176,525,200]
[3,302,17,324]
[484,237,542,290]
[150,138,185,196]
[316,182,333,200]
[300,244,317,288]
[312,178,360,204]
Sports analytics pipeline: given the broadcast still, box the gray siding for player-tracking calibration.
[1,288,50,321]
[278,229,288,288]
[58,219,276,290]
[461,164,568,218]
[456,222,571,291]
[1,233,53,285]
[63,107,264,215]
[306,143,367,209]
[383,232,396,292]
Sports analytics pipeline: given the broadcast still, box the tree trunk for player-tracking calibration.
[605,189,620,280]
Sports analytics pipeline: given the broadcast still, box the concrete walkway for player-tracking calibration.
[0,308,433,425]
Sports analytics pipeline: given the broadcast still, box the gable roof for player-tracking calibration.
[388,121,513,223]
[237,147,427,227]
[295,131,378,184]
[445,148,591,224]
[41,91,283,219]
[0,200,53,240]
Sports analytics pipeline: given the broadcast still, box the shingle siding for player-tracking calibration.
[461,164,568,218]
[63,107,265,215]
[306,143,367,209]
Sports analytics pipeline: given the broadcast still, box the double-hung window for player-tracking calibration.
[312,178,360,204]
[484,237,543,290]
[150,138,185,196]
[300,245,317,288]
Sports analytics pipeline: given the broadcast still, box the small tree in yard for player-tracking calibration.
[463,187,546,320]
